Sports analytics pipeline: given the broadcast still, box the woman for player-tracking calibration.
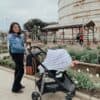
[8,22,25,93]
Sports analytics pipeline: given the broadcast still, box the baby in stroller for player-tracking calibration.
[31,47,79,100]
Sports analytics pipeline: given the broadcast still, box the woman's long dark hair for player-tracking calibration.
[9,22,22,35]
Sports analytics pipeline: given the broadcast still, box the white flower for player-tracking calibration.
[96,74,99,78]
[75,80,78,84]
[86,68,89,72]
[78,69,81,73]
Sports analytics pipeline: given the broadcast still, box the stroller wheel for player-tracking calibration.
[65,93,73,100]
[65,90,76,100]
[65,96,72,100]
[32,91,41,100]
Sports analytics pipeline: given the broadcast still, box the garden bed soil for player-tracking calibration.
[78,88,100,99]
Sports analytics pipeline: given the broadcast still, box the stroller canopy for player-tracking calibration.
[39,49,72,73]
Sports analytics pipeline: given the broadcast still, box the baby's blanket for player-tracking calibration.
[39,49,72,73]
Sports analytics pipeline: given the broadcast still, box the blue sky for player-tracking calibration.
[0,0,58,31]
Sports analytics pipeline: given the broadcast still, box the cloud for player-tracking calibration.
[0,0,58,31]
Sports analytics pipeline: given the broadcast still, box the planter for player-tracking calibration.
[73,62,100,75]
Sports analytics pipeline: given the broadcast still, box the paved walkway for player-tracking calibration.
[0,69,34,100]
[0,67,80,100]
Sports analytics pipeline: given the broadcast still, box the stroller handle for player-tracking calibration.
[30,46,48,71]
[31,46,46,55]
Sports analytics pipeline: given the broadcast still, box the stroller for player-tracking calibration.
[31,46,76,100]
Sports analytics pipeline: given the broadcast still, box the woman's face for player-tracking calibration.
[12,24,20,33]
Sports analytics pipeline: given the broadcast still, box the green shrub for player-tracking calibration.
[97,46,100,50]
[85,47,92,50]
[0,49,8,53]
[98,55,100,64]
[3,56,10,60]
[68,49,87,60]
[0,59,5,65]
[57,44,67,49]
[67,69,95,90]
[75,72,94,89]
[80,51,97,63]
[0,58,15,69]
[90,59,98,64]
[94,83,100,89]
[80,55,90,62]
[7,61,15,69]
[68,48,98,64]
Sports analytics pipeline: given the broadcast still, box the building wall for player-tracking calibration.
[58,0,100,41]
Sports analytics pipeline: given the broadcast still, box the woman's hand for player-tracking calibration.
[71,60,79,67]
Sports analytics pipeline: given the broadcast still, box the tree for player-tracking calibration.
[24,18,58,41]
[24,19,48,40]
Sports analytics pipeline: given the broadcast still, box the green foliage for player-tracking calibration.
[97,46,100,50]
[0,49,8,53]
[24,18,49,34]
[67,69,95,90]
[94,83,100,89]
[80,50,97,63]
[0,57,15,69]
[3,56,10,60]
[85,46,92,50]
[0,59,5,65]
[75,72,94,89]
[68,49,87,60]
[68,48,99,64]
[0,44,8,53]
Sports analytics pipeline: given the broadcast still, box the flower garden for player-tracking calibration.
[0,42,100,99]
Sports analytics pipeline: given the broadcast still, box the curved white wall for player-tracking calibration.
[58,0,100,40]
[58,0,100,25]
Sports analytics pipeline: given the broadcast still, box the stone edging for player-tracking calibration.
[76,91,100,100]
[0,66,99,100]
[79,62,100,68]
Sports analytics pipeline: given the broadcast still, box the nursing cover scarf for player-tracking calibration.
[39,49,72,73]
